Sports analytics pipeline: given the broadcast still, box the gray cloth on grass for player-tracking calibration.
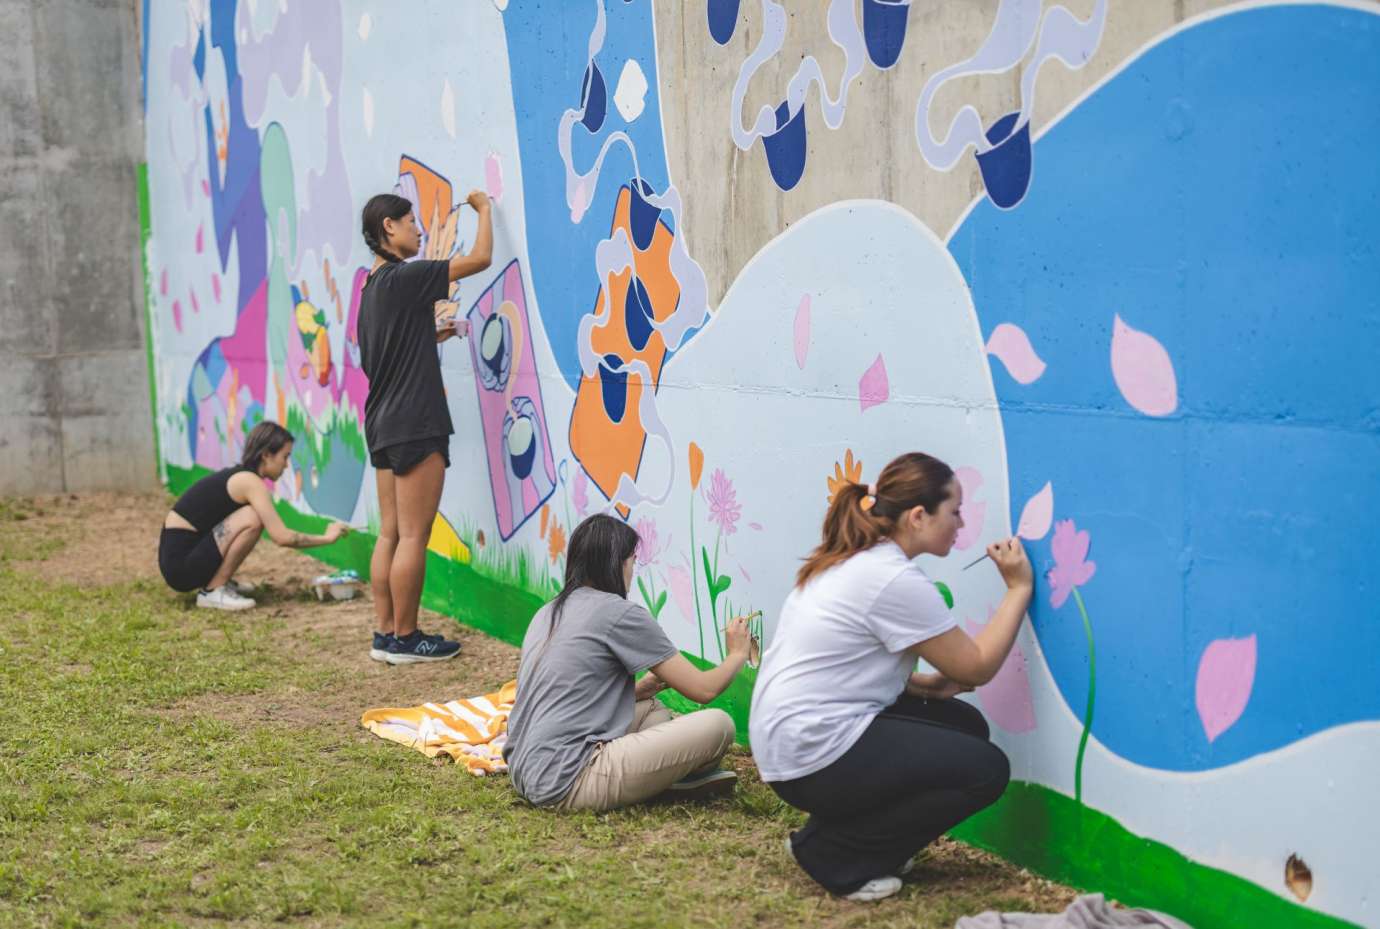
[956,894,1193,929]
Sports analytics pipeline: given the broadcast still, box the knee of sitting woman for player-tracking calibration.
[699,708,737,743]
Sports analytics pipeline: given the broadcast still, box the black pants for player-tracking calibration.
[769,694,1010,895]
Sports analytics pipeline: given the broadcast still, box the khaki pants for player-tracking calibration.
[556,701,736,812]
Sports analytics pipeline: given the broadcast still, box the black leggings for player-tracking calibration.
[769,694,1010,896]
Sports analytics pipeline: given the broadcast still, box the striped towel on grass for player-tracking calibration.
[361,680,517,775]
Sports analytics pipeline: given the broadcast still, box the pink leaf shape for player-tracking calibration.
[484,151,504,203]
[1196,635,1257,743]
[1016,482,1054,540]
[195,224,204,254]
[189,288,199,313]
[171,299,183,333]
[858,354,889,412]
[793,294,810,369]
[667,563,695,624]
[1111,314,1178,416]
[965,618,1037,733]
[986,322,1046,385]
[749,522,764,532]
[201,178,211,197]
[953,466,987,550]
[211,273,221,302]
[159,268,168,296]
[570,178,589,224]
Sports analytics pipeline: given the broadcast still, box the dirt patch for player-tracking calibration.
[3,492,171,587]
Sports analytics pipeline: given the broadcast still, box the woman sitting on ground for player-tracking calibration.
[504,514,752,811]
[749,451,1033,902]
[158,421,349,610]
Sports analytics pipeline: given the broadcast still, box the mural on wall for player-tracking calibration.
[141,3,1380,928]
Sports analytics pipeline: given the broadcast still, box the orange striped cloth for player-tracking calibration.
[360,680,517,775]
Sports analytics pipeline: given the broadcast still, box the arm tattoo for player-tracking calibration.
[289,532,308,548]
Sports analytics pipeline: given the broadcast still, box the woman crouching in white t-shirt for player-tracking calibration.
[749,451,1033,902]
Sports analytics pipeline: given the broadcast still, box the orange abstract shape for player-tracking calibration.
[540,504,549,539]
[569,186,681,505]
[827,449,863,504]
[310,329,332,386]
[689,442,705,491]
[399,156,452,238]
[275,372,286,425]
[547,520,566,565]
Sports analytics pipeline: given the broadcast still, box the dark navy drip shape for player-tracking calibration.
[975,112,1033,210]
[599,353,629,424]
[625,275,655,351]
[708,0,740,45]
[508,414,536,480]
[627,178,662,251]
[862,0,910,70]
[580,60,607,133]
[762,101,807,191]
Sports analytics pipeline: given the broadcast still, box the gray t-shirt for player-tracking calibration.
[503,588,679,806]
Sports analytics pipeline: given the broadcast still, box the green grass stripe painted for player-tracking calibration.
[136,162,162,482]
[950,781,1357,929]
[655,653,757,744]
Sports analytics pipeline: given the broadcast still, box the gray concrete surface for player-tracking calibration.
[0,0,152,495]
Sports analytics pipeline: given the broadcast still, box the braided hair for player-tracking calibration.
[361,193,412,264]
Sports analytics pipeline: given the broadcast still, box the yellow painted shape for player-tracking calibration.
[427,513,471,564]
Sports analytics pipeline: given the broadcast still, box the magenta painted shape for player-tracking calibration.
[466,260,558,540]
[219,282,268,404]
[965,617,1037,733]
[985,322,1046,385]
[1016,481,1053,541]
[195,223,204,254]
[171,299,182,332]
[189,288,200,314]
[1111,314,1178,416]
[954,466,987,550]
[793,294,810,369]
[1196,634,1257,743]
[858,354,889,412]
[211,273,221,303]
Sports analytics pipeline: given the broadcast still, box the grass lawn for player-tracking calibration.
[0,493,1075,929]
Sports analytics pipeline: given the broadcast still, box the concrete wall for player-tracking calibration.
[140,3,1378,928]
[0,0,153,496]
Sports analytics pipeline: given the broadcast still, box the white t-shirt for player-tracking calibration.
[749,540,956,782]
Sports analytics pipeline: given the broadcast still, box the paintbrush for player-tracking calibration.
[962,552,990,571]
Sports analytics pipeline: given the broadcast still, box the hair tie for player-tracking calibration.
[859,482,877,513]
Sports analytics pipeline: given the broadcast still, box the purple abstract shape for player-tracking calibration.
[625,274,655,351]
[580,60,607,133]
[975,112,1033,210]
[628,178,661,251]
[762,101,807,191]
[859,354,889,412]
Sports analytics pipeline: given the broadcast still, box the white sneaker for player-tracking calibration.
[844,876,903,902]
[226,577,257,595]
[196,586,256,611]
[898,854,918,877]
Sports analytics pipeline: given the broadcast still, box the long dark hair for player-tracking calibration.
[796,451,955,587]
[240,421,294,474]
[547,514,641,635]
[361,193,412,264]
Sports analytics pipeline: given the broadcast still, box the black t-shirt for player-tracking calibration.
[357,259,454,452]
[171,466,250,535]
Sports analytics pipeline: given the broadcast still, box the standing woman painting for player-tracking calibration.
[357,189,493,664]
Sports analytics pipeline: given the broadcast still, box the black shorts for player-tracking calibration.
[158,527,224,592]
[370,435,451,475]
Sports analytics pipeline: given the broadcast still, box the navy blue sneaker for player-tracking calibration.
[385,630,461,664]
[369,631,394,663]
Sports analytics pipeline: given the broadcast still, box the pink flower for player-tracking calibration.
[635,517,667,568]
[572,467,589,516]
[1046,518,1096,609]
[704,468,741,536]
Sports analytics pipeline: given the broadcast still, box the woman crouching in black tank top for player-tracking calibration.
[159,421,350,611]
[355,188,493,665]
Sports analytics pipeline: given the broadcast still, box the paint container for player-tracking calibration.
[313,569,363,601]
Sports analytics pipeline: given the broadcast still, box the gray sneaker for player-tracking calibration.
[666,766,737,800]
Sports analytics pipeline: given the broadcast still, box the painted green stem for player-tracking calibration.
[689,494,705,659]
[1072,586,1096,807]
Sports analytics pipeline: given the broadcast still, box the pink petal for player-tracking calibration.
[211,273,221,302]
[485,151,504,203]
[172,299,183,332]
[986,322,1046,385]
[1195,635,1257,743]
[201,178,211,196]
[965,619,1037,733]
[189,288,199,313]
[858,354,889,412]
[1016,482,1054,541]
[953,467,987,550]
[195,224,204,254]
[749,522,764,531]
[1111,314,1178,417]
[667,564,695,624]
[793,294,810,369]
[159,268,168,296]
